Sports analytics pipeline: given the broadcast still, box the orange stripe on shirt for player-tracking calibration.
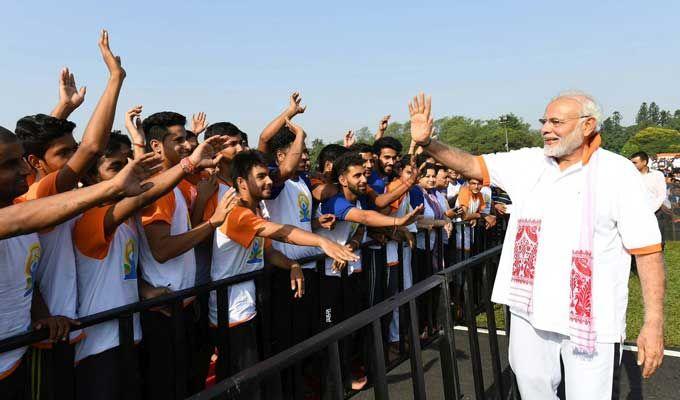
[476,156,490,187]
[141,191,176,226]
[628,243,662,255]
[73,205,115,260]
[223,206,267,248]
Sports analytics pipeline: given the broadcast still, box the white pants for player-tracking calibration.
[509,313,622,400]
[387,245,412,343]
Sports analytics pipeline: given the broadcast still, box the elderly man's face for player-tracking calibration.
[541,98,594,159]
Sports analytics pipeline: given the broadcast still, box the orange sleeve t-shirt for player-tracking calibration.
[222,206,269,249]
[73,205,115,260]
[140,190,176,226]
[386,180,407,212]
[17,170,59,202]
[177,180,197,211]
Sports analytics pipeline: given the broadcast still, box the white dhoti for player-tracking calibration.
[509,314,622,400]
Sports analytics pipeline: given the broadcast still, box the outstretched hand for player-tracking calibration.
[399,204,425,226]
[111,152,164,197]
[209,188,239,227]
[188,135,229,171]
[192,112,208,135]
[98,29,125,79]
[287,92,307,116]
[58,67,86,110]
[408,92,433,145]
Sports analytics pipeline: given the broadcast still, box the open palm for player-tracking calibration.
[59,68,86,109]
[408,92,434,144]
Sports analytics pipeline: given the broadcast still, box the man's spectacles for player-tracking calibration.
[538,115,592,127]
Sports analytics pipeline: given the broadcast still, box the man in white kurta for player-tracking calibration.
[406,91,666,400]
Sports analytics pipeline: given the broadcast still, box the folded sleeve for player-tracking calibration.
[615,163,662,255]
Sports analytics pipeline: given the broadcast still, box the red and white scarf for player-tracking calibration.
[508,135,601,354]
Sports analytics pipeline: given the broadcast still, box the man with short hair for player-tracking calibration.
[137,111,231,399]
[15,30,127,399]
[317,152,422,393]
[203,149,358,398]
[408,91,665,399]
[630,151,667,213]
[0,126,163,400]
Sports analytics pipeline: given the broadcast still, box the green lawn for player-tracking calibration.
[475,241,680,347]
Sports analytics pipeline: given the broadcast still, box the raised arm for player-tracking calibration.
[258,92,306,152]
[191,112,209,136]
[0,154,162,240]
[255,222,358,264]
[124,105,146,159]
[105,137,227,236]
[374,114,391,141]
[409,93,483,181]
[56,30,126,193]
[274,118,306,182]
[50,68,86,119]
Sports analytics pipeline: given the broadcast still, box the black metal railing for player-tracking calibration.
[0,218,510,400]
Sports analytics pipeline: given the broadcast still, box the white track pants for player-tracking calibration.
[509,313,622,400]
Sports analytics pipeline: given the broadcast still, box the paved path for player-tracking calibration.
[352,331,680,399]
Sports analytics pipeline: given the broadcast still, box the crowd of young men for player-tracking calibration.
[0,30,493,400]
[1,30,663,400]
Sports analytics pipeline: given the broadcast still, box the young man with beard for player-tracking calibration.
[72,132,232,400]
[257,96,339,397]
[409,92,664,399]
[0,126,164,400]
[317,152,422,395]
[203,149,358,399]
[15,30,126,399]
[137,111,228,399]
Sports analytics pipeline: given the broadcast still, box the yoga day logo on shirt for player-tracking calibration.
[298,192,311,222]
[123,238,137,280]
[247,237,264,264]
[24,243,41,297]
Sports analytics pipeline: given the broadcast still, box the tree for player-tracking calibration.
[659,110,671,127]
[648,102,660,125]
[620,127,680,157]
[601,110,632,153]
[636,102,649,126]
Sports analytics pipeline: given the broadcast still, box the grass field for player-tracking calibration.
[475,241,680,347]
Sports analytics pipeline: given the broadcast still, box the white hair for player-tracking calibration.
[551,90,603,132]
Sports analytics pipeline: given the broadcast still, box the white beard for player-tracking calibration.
[544,124,585,158]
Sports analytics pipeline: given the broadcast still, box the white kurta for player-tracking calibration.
[480,147,661,343]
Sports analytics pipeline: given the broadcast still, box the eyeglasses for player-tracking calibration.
[538,115,592,127]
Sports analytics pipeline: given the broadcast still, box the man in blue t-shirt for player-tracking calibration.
[317,152,422,393]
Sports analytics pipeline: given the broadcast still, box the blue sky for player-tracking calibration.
[1,1,679,142]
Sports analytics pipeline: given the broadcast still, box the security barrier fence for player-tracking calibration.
[0,219,511,400]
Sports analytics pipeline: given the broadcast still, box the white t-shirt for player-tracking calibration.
[481,146,661,342]
[639,168,667,212]
[138,186,196,292]
[73,207,142,362]
[209,183,267,327]
[0,233,40,376]
[317,193,363,277]
[263,176,320,269]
